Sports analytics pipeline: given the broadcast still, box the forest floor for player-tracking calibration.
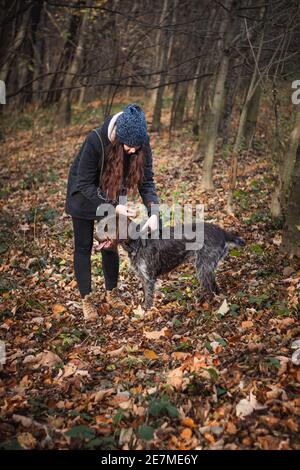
[0,105,299,450]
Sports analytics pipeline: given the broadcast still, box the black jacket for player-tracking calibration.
[65,115,159,220]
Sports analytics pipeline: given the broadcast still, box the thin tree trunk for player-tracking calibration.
[227,7,266,214]
[221,60,241,146]
[244,84,262,149]
[57,0,92,126]
[149,6,167,111]
[151,0,175,132]
[192,7,217,136]
[192,59,203,135]
[23,1,43,104]
[170,80,189,130]
[201,0,237,190]
[45,9,81,105]
[282,142,300,258]
[281,106,300,203]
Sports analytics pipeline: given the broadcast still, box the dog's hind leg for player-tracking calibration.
[142,278,156,310]
[195,246,225,296]
[137,260,156,309]
[196,266,219,295]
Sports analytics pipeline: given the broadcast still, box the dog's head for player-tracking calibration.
[95,213,145,251]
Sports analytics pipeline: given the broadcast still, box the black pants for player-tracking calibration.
[72,217,119,298]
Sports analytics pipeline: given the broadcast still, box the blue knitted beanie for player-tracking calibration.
[116,104,147,147]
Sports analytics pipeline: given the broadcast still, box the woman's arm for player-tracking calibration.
[76,132,116,208]
[138,137,159,216]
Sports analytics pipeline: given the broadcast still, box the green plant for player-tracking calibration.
[148,395,179,419]
[173,341,192,352]
[265,357,281,370]
[233,189,250,209]
[248,293,269,306]
[138,424,154,441]
[250,243,264,256]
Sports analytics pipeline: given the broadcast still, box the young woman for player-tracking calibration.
[65,104,159,320]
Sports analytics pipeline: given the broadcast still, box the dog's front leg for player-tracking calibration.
[142,277,156,310]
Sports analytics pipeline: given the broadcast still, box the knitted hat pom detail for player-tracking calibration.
[116,104,148,147]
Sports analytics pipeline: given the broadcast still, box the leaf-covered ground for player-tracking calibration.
[0,106,299,450]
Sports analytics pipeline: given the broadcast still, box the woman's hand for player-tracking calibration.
[115,204,136,218]
[141,214,158,233]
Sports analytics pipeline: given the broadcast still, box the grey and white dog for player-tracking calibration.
[95,215,245,309]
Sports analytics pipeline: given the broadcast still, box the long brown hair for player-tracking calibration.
[100,137,145,201]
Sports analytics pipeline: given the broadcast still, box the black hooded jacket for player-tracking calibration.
[65,115,159,220]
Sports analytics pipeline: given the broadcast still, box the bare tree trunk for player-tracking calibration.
[201,0,237,190]
[270,94,299,219]
[33,4,47,103]
[22,1,43,104]
[151,0,175,132]
[57,0,92,126]
[45,8,81,105]
[227,7,266,213]
[0,5,30,109]
[192,59,203,136]
[221,60,241,146]
[282,142,300,258]
[170,80,189,130]
[0,1,30,76]
[78,86,86,108]
[244,84,262,149]
[192,6,217,136]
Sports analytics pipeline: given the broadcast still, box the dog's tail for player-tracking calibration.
[224,230,245,247]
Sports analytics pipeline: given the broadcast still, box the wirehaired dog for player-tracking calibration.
[95,215,245,309]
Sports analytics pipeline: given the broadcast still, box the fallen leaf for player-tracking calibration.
[272,318,294,329]
[132,304,146,317]
[226,422,237,435]
[189,355,207,373]
[260,415,280,426]
[284,418,298,432]
[291,349,300,365]
[203,432,215,443]
[13,414,33,428]
[119,427,133,446]
[143,327,168,340]
[217,299,229,316]
[17,432,37,449]
[236,392,267,419]
[167,367,183,390]
[180,428,192,440]
[23,355,37,365]
[144,350,158,360]
[291,339,300,350]
[241,320,253,328]
[90,346,103,356]
[171,352,191,361]
[48,416,64,429]
[107,346,124,357]
[210,341,222,353]
[36,351,62,368]
[52,304,66,314]
[92,389,114,402]
[283,266,295,277]
[19,224,30,232]
[257,435,284,450]
[275,356,289,375]
[95,415,112,425]
[266,385,285,400]
[181,417,197,428]
[272,234,282,246]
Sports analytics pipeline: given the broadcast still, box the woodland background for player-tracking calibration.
[0,0,300,451]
